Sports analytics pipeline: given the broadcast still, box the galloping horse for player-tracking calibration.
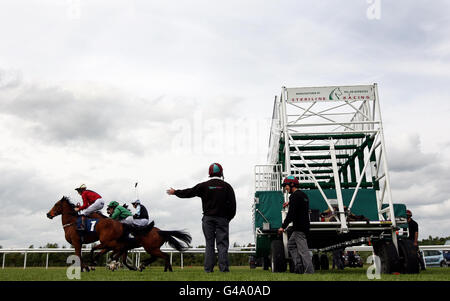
[90,215,192,272]
[140,228,192,272]
[46,196,134,271]
[47,196,192,272]
[113,227,192,272]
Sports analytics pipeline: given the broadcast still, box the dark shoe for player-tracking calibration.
[294,265,305,274]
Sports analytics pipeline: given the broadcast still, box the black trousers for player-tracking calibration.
[202,215,230,272]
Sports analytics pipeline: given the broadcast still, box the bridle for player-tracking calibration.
[63,222,75,228]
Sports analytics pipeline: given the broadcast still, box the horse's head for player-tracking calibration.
[106,206,114,216]
[47,196,73,219]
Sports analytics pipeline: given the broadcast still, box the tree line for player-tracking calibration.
[419,235,450,245]
[1,242,254,268]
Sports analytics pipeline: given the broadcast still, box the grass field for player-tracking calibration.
[1,266,449,281]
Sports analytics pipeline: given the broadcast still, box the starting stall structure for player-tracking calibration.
[252,84,419,274]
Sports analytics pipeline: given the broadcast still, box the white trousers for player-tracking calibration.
[120,216,134,225]
[79,198,104,216]
[132,218,149,227]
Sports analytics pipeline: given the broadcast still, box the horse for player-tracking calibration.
[47,196,191,272]
[91,219,192,272]
[46,196,146,271]
[116,227,192,272]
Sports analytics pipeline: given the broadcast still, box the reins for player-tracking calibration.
[60,198,78,229]
[63,222,75,228]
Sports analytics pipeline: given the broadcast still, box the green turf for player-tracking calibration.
[0,266,449,281]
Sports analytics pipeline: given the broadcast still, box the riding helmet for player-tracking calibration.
[209,163,223,177]
[282,176,299,187]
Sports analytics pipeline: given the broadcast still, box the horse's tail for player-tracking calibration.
[158,230,192,252]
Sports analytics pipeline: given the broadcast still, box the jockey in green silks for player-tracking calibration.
[107,201,133,225]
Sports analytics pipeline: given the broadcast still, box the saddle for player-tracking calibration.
[76,216,99,232]
[122,220,155,237]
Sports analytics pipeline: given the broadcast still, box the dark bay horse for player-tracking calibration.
[47,196,192,272]
[46,196,140,271]
[92,218,192,272]
[139,228,192,272]
[112,227,192,272]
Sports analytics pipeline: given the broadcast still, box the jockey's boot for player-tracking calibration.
[126,235,136,245]
[77,216,86,231]
[122,224,136,244]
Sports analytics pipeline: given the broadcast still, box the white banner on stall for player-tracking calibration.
[286,85,375,102]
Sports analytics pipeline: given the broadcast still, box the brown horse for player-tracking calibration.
[46,196,145,271]
[92,218,192,272]
[113,227,192,272]
[47,196,191,272]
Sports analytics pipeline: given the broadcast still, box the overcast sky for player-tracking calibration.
[1,0,450,248]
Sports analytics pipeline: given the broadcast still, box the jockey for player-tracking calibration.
[107,201,134,225]
[74,184,105,231]
[131,199,150,227]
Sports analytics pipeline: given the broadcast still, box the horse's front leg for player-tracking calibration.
[73,240,89,272]
[90,243,110,266]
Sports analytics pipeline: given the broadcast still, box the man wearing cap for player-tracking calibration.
[74,184,105,231]
[407,209,426,270]
[131,200,150,227]
[166,163,236,273]
[278,176,314,274]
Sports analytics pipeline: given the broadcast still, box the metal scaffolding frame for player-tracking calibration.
[262,83,400,249]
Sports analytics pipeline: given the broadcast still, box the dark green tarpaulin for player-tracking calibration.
[254,191,284,229]
[254,189,405,224]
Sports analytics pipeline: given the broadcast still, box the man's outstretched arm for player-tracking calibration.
[167,184,202,198]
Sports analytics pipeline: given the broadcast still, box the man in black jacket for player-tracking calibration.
[407,209,426,270]
[167,163,236,273]
[278,176,314,274]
